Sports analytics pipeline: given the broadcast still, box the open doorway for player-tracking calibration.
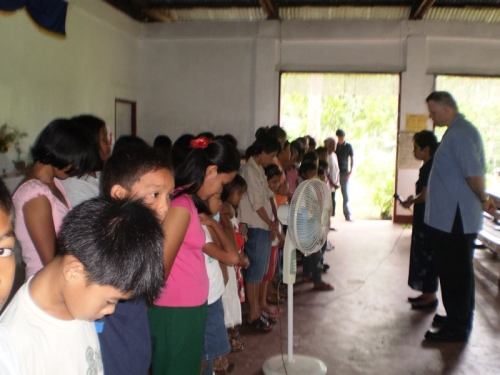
[279,73,400,219]
[435,75,500,192]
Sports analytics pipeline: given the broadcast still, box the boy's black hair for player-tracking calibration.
[414,130,439,157]
[317,166,326,178]
[316,146,327,156]
[31,119,98,177]
[173,139,241,198]
[57,197,165,302]
[112,135,149,156]
[220,174,247,203]
[267,125,287,140]
[247,135,281,157]
[153,135,172,156]
[101,145,172,198]
[264,164,283,180]
[336,129,346,137]
[71,114,107,171]
[0,179,14,221]
[303,151,318,164]
[318,159,328,170]
[299,161,317,177]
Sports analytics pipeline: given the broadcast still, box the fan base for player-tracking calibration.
[262,354,327,375]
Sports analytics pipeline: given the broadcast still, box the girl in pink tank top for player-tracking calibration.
[148,136,241,375]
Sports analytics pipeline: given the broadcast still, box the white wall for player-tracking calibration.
[0,0,141,171]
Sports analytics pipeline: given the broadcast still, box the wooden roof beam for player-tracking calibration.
[259,0,280,20]
[410,0,436,20]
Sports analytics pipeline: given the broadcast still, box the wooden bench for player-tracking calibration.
[475,191,500,287]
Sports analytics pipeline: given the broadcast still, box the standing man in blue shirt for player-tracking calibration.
[423,91,496,342]
[335,129,354,221]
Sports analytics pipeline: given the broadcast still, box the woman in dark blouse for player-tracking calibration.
[401,130,439,310]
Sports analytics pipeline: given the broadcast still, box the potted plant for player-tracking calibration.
[0,124,28,173]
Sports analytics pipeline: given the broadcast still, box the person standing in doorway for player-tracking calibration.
[325,138,340,218]
[423,91,496,342]
[335,129,354,221]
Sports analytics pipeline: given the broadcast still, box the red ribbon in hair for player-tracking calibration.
[190,137,211,149]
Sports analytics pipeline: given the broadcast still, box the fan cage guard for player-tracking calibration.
[288,179,332,254]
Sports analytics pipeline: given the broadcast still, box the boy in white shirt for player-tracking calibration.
[0,179,22,375]
[0,197,165,375]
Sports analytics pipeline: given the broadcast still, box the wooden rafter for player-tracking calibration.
[259,0,280,20]
[409,0,436,20]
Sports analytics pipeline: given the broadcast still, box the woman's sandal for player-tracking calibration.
[261,311,277,325]
[213,356,235,374]
[312,282,335,291]
[247,314,273,333]
[227,328,245,352]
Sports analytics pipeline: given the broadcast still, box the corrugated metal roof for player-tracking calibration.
[105,0,500,23]
[425,6,500,22]
[280,6,411,20]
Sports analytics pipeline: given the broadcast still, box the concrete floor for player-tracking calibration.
[229,218,500,375]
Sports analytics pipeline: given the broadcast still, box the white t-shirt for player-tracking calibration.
[60,172,100,207]
[0,279,104,375]
[0,325,22,375]
[203,225,225,305]
[328,152,340,191]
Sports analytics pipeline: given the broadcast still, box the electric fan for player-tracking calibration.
[263,178,332,375]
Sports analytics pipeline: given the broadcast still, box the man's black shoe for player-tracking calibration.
[424,325,469,342]
[432,314,447,326]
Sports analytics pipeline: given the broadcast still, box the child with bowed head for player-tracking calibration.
[149,136,240,375]
[0,197,166,375]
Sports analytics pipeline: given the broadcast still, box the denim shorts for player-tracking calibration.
[202,297,231,361]
[244,227,272,283]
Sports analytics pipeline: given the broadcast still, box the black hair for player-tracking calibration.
[101,145,172,198]
[308,137,317,148]
[264,164,283,180]
[197,132,215,140]
[171,134,195,170]
[221,174,247,203]
[153,135,172,156]
[336,129,346,137]
[192,194,212,216]
[317,166,326,178]
[290,140,304,158]
[71,115,107,171]
[414,130,439,157]
[173,139,241,198]
[247,135,281,157]
[316,146,327,155]
[112,135,149,156]
[30,118,98,177]
[57,197,165,302]
[299,161,317,177]
[214,134,238,148]
[318,159,328,170]
[0,179,14,221]
[303,151,318,164]
[267,125,287,140]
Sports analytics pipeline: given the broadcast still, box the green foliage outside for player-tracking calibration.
[436,76,500,192]
[280,73,399,219]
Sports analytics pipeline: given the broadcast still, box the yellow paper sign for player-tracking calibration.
[405,114,428,132]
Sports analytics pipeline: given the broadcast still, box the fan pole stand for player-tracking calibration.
[262,284,327,375]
